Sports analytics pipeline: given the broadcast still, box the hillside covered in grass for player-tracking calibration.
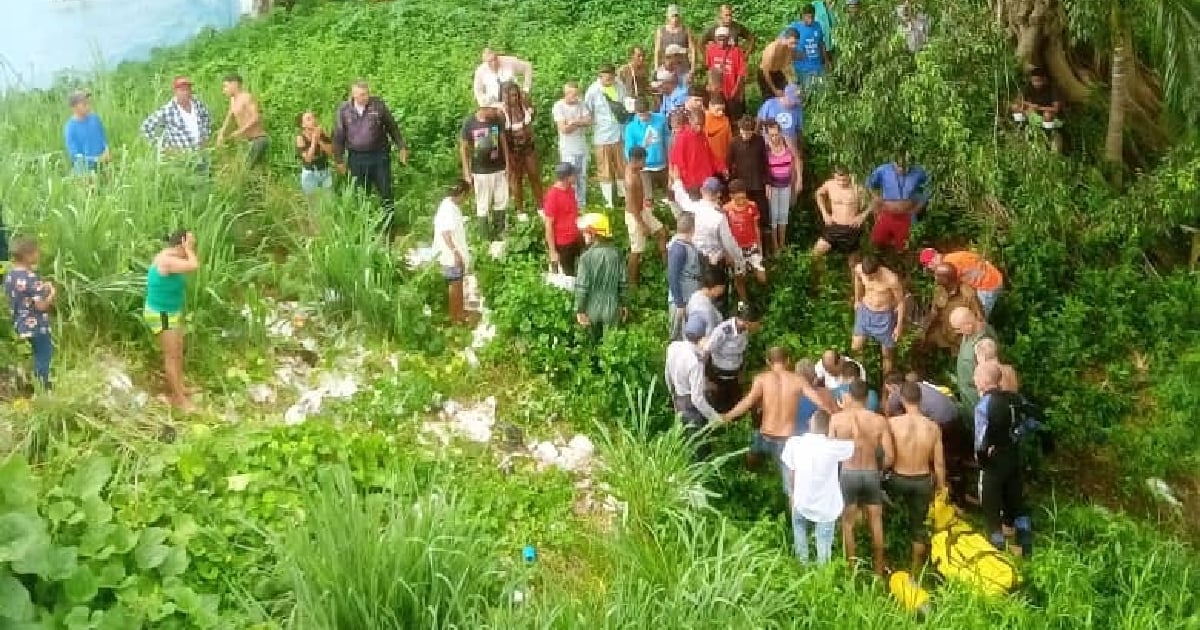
[0,0,1198,628]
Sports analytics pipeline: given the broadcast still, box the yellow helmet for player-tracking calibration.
[577,213,611,237]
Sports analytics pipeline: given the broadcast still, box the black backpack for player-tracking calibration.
[1010,395,1055,469]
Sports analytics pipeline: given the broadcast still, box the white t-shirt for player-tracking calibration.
[178,104,200,144]
[552,99,589,156]
[780,433,856,523]
[433,197,470,268]
[814,357,867,389]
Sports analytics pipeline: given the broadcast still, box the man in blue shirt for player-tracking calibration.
[757,83,804,151]
[788,4,830,91]
[624,99,670,197]
[866,154,929,252]
[64,90,110,175]
[656,69,689,116]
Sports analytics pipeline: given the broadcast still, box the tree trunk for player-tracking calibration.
[1105,8,1131,180]
[996,0,1092,103]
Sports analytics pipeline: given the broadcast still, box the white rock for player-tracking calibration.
[284,389,325,425]
[543,273,575,291]
[300,337,319,353]
[1146,478,1182,509]
[247,384,276,404]
[532,441,559,467]
[319,373,359,399]
[488,241,507,259]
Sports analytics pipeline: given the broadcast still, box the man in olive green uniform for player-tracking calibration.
[950,306,996,417]
[574,213,627,341]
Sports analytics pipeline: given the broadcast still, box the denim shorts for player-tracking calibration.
[301,168,333,194]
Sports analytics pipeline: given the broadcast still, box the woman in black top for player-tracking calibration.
[501,84,543,214]
[295,111,334,195]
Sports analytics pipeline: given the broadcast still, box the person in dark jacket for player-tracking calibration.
[331,80,409,239]
[973,362,1032,557]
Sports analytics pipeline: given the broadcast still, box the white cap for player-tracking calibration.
[655,68,674,81]
[665,43,687,56]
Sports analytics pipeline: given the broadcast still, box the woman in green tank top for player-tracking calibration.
[145,230,199,411]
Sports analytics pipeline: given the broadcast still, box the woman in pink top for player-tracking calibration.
[763,121,803,251]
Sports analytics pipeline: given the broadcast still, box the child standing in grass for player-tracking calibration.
[145,230,199,411]
[4,238,57,390]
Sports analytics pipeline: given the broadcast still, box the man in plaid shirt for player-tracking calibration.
[141,76,212,155]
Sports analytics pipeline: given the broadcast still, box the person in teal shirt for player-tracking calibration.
[145,230,199,411]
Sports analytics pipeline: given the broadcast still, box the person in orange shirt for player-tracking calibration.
[704,96,733,176]
[919,248,1004,317]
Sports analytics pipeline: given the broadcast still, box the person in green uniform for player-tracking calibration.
[574,213,627,341]
[950,306,996,418]
[145,230,200,411]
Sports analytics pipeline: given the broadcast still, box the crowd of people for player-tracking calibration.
[15,0,1058,577]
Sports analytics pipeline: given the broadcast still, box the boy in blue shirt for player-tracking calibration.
[63,90,110,175]
[623,99,670,198]
[788,5,830,91]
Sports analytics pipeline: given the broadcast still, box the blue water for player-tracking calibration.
[0,0,242,92]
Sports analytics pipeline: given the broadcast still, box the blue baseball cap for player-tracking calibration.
[684,317,707,340]
[701,177,723,193]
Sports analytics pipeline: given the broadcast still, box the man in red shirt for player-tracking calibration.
[542,162,584,275]
[723,179,766,301]
[705,26,747,120]
[669,110,722,197]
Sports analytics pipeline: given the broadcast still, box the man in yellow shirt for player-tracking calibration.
[919,247,1004,317]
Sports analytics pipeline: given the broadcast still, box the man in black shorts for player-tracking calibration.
[828,381,895,576]
[887,381,947,569]
[813,165,869,268]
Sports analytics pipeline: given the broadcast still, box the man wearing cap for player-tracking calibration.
[332,80,410,237]
[707,304,761,413]
[701,4,757,55]
[757,84,805,151]
[919,247,1003,317]
[583,65,630,209]
[624,97,670,199]
[473,48,533,109]
[140,76,212,157]
[623,147,666,286]
[788,4,831,91]
[574,213,627,341]
[654,5,698,77]
[543,162,584,276]
[666,316,723,460]
[759,29,800,100]
[671,174,744,280]
[705,27,748,120]
[552,83,592,205]
[215,74,269,167]
[64,90,109,175]
[865,154,929,253]
[656,68,689,116]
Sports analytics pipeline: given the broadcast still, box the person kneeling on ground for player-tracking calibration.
[1010,67,1063,153]
[145,230,200,411]
[433,180,473,324]
[781,409,855,565]
[919,247,1004,318]
[4,237,57,390]
[574,213,627,341]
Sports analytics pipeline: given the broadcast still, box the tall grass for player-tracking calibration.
[277,466,506,629]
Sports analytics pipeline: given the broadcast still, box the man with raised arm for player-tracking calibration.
[473,48,533,109]
[851,254,906,376]
[888,381,947,569]
[215,73,269,167]
[828,380,895,576]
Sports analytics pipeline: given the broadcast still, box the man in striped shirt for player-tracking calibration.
[140,76,212,159]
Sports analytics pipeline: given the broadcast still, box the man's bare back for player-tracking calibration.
[625,165,645,215]
[889,412,943,478]
[231,92,266,138]
[855,265,901,311]
[829,408,891,471]
[817,178,865,225]
[725,365,826,437]
[759,40,793,74]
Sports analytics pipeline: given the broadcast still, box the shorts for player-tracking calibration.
[741,245,765,272]
[625,208,665,254]
[766,185,791,226]
[821,224,862,254]
[750,431,791,494]
[594,143,625,181]
[144,309,182,335]
[640,168,668,195]
[555,238,584,277]
[247,135,270,167]
[473,171,509,217]
[889,473,934,542]
[978,287,1001,316]
[870,211,912,251]
[853,304,898,349]
[442,265,465,282]
[301,168,333,194]
[840,469,884,506]
[757,69,787,99]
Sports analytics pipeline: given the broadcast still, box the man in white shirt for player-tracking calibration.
[780,409,855,564]
[473,48,533,109]
[433,180,472,324]
[552,83,593,205]
[665,317,722,460]
[583,64,631,209]
[671,177,745,285]
[814,348,866,388]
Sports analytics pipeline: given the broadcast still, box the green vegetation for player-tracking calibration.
[0,0,1198,627]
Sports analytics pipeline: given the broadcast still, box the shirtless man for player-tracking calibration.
[888,381,946,569]
[828,380,895,576]
[852,255,906,375]
[975,338,1019,393]
[723,346,830,480]
[757,28,799,100]
[215,74,269,167]
[813,165,870,269]
[624,146,666,286]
